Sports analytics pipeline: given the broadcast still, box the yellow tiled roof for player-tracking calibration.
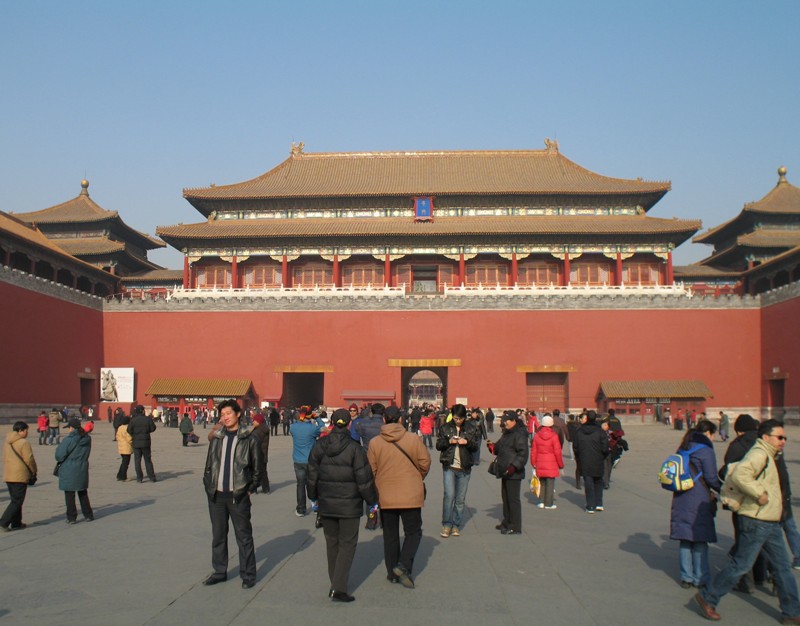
[145,378,253,397]
[55,237,126,255]
[15,191,116,223]
[599,380,712,399]
[183,147,670,201]
[157,215,700,241]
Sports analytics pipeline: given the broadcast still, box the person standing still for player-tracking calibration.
[127,405,157,483]
[56,418,94,524]
[202,399,263,589]
[1,422,37,531]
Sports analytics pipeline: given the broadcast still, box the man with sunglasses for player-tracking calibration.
[696,419,800,623]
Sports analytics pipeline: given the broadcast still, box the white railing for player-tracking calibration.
[442,282,693,297]
[167,284,408,300]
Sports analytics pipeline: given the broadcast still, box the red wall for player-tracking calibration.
[103,307,761,410]
[1,281,104,405]
[762,296,800,408]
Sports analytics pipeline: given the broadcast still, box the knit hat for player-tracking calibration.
[541,415,554,428]
[348,403,359,412]
[332,408,351,427]
[385,405,401,420]
[734,414,758,432]
[252,414,265,426]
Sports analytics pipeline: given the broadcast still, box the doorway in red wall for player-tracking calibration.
[402,367,448,408]
[526,373,568,413]
[79,376,96,408]
[282,373,324,409]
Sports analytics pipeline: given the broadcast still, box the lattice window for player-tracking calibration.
[465,263,509,286]
[243,263,282,287]
[623,262,661,285]
[197,265,231,289]
[518,262,559,286]
[570,262,610,285]
[292,263,333,287]
[342,263,385,286]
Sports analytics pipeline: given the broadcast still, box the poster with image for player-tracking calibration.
[101,368,135,402]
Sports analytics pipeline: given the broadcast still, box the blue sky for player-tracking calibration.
[2,1,798,267]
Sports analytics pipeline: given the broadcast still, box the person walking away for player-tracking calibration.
[530,415,564,509]
[48,408,61,445]
[179,413,194,446]
[485,407,495,433]
[469,408,487,466]
[290,407,324,516]
[37,411,48,446]
[250,414,271,494]
[269,407,280,437]
[669,420,721,589]
[1,422,37,531]
[116,415,133,481]
[719,411,730,442]
[486,411,528,534]
[695,419,800,622]
[56,418,93,524]
[308,409,378,602]
[202,399,263,589]
[368,407,430,589]
[354,403,386,451]
[572,410,608,513]
[436,403,479,537]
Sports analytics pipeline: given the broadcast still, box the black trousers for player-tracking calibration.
[117,454,131,480]
[321,516,360,593]
[208,492,256,583]
[0,482,27,528]
[583,475,604,511]
[133,446,156,481]
[65,490,93,521]
[270,424,278,436]
[501,478,522,532]
[380,508,422,576]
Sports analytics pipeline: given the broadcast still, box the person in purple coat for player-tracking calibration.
[669,419,721,589]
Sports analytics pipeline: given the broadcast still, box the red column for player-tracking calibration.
[563,253,571,286]
[666,251,674,285]
[511,253,518,286]
[231,255,238,289]
[333,254,340,287]
[459,253,465,287]
[384,254,391,287]
[282,255,289,288]
[183,256,189,288]
[616,252,623,286]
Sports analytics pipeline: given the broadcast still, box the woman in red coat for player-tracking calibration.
[418,411,435,449]
[530,415,564,509]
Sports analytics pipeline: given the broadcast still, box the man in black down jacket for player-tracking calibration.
[487,411,528,535]
[127,405,157,483]
[308,409,377,602]
[573,410,608,514]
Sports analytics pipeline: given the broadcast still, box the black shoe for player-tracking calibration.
[150,477,157,483]
[387,574,400,584]
[501,528,520,535]
[680,581,693,589]
[202,574,227,586]
[136,479,143,483]
[391,565,415,589]
[241,580,255,589]
[85,516,94,522]
[66,520,77,525]
[9,523,27,531]
[495,523,507,531]
[331,591,355,602]
[329,589,334,597]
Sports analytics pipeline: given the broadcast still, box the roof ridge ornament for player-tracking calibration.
[80,179,90,196]
[290,141,305,157]
[544,138,559,153]
[778,165,788,185]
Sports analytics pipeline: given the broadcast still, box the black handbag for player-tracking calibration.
[488,459,498,476]
[53,461,62,477]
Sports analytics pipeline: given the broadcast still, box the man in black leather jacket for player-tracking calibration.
[201,399,263,589]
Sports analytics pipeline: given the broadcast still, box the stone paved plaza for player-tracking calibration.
[2,420,800,625]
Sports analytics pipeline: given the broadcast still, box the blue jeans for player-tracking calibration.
[294,463,308,514]
[702,516,800,617]
[442,468,471,529]
[679,540,709,586]
[784,516,800,566]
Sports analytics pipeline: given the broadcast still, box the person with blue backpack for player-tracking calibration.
[669,419,722,589]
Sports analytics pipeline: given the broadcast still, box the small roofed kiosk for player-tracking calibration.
[596,380,712,422]
[14,180,165,278]
[145,378,258,415]
[679,167,800,295]
[157,140,699,294]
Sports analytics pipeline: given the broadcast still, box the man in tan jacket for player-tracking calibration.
[367,406,430,589]
[695,419,800,623]
[1,422,38,531]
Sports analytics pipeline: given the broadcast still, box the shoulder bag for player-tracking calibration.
[10,441,37,485]
[391,441,427,500]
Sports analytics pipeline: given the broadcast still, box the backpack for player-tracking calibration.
[659,444,704,492]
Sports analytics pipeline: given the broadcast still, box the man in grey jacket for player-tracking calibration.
[202,399,263,589]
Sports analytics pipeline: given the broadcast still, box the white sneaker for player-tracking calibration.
[544,504,557,510]
[536,503,545,509]
[596,506,605,511]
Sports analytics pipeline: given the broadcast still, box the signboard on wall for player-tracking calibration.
[101,368,135,403]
